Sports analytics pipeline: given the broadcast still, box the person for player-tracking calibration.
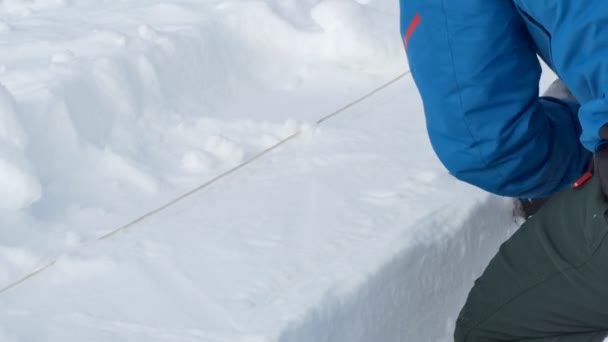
[398,1,608,340]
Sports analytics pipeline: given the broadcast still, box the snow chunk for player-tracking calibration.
[0,157,42,210]
[0,84,41,210]
[0,84,27,149]
[181,150,214,173]
[204,135,245,166]
[97,148,159,194]
[138,24,159,41]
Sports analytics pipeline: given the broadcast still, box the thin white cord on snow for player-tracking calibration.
[0,71,411,296]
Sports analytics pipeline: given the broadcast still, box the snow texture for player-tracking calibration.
[0,0,576,341]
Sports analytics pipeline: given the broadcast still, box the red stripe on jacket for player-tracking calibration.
[404,12,420,49]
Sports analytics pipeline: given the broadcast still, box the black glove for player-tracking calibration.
[513,198,549,219]
[595,143,608,199]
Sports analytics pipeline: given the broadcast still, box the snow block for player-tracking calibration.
[279,197,517,342]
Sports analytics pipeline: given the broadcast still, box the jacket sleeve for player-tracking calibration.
[399,0,589,198]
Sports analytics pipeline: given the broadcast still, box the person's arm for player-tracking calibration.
[399,0,589,198]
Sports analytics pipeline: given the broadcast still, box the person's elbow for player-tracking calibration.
[431,140,508,196]
[429,134,559,198]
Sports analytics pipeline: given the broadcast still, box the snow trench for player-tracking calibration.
[279,197,517,342]
[0,1,524,341]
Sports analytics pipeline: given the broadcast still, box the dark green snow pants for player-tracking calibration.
[455,175,608,342]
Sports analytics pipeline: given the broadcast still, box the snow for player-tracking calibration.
[0,0,566,341]
[0,83,41,211]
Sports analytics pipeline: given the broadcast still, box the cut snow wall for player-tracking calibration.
[279,197,518,342]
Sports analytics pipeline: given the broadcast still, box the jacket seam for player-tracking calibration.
[439,0,509,190]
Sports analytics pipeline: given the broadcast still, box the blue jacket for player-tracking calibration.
[399,0,608,198]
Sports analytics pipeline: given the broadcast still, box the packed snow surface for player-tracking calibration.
[0,0,558,341]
